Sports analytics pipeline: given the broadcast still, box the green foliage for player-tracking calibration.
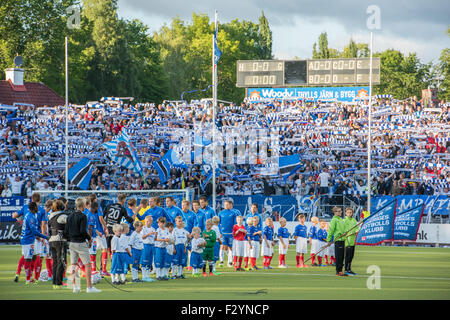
[154,12,273,103]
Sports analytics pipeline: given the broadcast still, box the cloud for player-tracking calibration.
[117,0,449,61]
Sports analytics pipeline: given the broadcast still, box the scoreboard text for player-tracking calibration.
[236,58,380,87]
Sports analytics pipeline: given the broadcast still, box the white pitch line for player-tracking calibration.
[220,272,450,281]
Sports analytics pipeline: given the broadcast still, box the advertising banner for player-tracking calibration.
[247,86,370,102]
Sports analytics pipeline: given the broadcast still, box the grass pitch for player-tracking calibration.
[0,245,449,300]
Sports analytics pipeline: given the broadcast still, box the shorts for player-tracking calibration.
[250,241,260,258]
[111,252,124,274]
[296,237,307,254]
[317,241,327,257]
[140,244,154,267]
[310,239,319,254]
[233,240,244,257]
[69,241,90,266]
[327,243,335,257]
[244,241,251,258]
[41,240,49,257]
[222,234,233,248]
[154,246,167,269]
[213,242,220,262]
[120,252,131,274]
[22,244,35,259]
[131,248,142,268]
[202,247,214,262]
[96,235,107,250]
[173,243,187,266]
[89,237,97,255]
[34,239,43,256]
[190,252,204,269]
[261,240,273,257]
[278,238,289,255]
[164,250,173,268]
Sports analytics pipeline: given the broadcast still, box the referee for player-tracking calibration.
[326,206,347,277]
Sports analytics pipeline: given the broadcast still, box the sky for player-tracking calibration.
[117,0,449,64]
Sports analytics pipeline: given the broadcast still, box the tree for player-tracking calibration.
[154,12,273,103]
[436,28,450,100]
[258,11,272,59]
[318,32,330,59]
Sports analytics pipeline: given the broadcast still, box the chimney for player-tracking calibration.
[5,68,24,86]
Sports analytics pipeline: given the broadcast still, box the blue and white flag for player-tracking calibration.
[393,204,424,241]
[153,157,171,184]
[102,128,143,176]
[201,163,220,192]
[356,199,397,246]
[68,157,93,190]
[278,154,302,177]
[213,13,222,65]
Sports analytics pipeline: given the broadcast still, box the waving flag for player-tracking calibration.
[102,128,143,176]
[68,157,93,190]
[356,199,397,246]
[213,12,222,65]
[152,149,185,184]
[153,157,171,184]
[200,163,220,192]
[278,154,302,178]
[393,204,424,241]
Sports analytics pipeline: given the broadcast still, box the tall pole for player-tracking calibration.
[65,36,69,197]
[367,31,373,214]
[212,10,218,211]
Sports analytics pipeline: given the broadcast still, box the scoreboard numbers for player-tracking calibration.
[236,58,380,87]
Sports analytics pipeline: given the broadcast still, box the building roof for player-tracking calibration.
[0,80,65,107]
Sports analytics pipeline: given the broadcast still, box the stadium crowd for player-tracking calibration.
[0,95,449,207]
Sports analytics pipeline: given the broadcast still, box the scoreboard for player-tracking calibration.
[236,58,380,87]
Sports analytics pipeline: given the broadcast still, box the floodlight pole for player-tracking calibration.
[65,36,69,197]
[212,9,218,211]
[367,31,373,214]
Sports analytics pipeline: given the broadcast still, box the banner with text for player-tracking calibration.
[356,200,397,245]
[393,204,424,241]
[247,86,370,102]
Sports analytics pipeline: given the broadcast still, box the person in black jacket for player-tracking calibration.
[64,197,101,293]
[48,200,68,289]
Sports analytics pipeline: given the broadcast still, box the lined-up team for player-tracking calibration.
[15,192,360,289]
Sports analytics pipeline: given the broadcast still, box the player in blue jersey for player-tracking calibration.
[294,214,308,268]
[165,197,184,222]
[13,193,46,283]
[180,200,195,270]
[86,201,102,274]
[309,216,319,266]
[146,197,172,229]
[199,196,216,220]
[277,217,290,268]
[262,217,274,269]
[20,202,48,285]
[317,219,328,266]
[192,200,206,232]
[87,194,109,276]
[218,200,238,267]
[249,216,262,270]
[244,203,263,230]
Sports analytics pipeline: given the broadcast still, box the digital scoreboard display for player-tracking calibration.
[236,58,380,87]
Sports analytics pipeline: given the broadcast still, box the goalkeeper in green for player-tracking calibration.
[201,219,217,276]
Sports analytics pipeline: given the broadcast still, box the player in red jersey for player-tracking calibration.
[232,215,247,271]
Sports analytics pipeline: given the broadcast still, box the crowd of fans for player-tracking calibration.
[0,96,449,205]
